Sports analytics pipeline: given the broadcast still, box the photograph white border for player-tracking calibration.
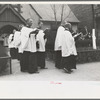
[0,1,100,99]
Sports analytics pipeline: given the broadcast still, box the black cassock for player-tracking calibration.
[20,27,38,73]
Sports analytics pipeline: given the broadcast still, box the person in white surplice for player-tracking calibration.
[54,22,65,69]
[8,30,17,59]
[61,23,77,74]
[20,18,39,73]
[13,28,22,60]
[36,22,47,69]
[14,24,24,67]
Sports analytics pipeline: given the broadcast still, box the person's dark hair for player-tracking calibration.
[26,18,32,23]
[64,22,72,32]
[38,21,43,25]
[18,24,24,31]
[26,18,33,27]
[37,21,43,29]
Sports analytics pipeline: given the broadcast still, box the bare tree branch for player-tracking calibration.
[61,4,65,23]
[50,4,72,25]
[50,4,57,24]
[63,9,71,22]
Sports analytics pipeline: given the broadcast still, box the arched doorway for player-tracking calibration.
[0,25,17,46]
[0,25,17,35]
[0,25,18,59]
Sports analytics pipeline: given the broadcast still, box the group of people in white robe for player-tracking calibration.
[8,18,78,74]
[8,18,47,74]
[54,22,79,74]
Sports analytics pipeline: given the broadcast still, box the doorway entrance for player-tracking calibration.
[0,25,18,59]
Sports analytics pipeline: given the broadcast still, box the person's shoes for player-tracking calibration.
[41,67,48,69]
[28,71,39,74]
[21,69,28,72]
[35,71,39,73]
[58,67,62,69]
[69,69,73,72]
[55,66,61,69]
[63,68,71,74]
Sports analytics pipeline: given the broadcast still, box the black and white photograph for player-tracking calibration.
[0,1,100,99]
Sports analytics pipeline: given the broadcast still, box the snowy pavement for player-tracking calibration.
[0,59,100,81]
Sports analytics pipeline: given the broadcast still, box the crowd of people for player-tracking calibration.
[8,18,80,74]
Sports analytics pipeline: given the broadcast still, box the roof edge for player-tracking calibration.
[41,19,80,23]
[29,4,42,19]
[0,4,27,25]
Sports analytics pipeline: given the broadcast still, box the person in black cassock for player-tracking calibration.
[20,18,39,74]
[54,22,65,69]
[61,22,77,74]
[36,22,47,69]
[8,30,16,59]
[15,24,24,69]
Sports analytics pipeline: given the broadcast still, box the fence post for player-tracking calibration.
[92,29,97,49]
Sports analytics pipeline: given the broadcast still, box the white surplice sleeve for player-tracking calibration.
[20,26,34,52]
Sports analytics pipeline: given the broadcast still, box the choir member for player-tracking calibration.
[36,22,47,69]
[14,24,24,68]
[61,23,77,74]
[8,31,15,59]
[20,18,39,73]
[54,22,65,69]
[13,29,21,60]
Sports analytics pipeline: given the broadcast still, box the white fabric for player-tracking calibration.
[4,36,9,46]
[54,26,65,51]
[13,31,21,48]
[29,34,37,52]
[92,29,97,49]
[8,34,15,48]
[61,30,77,57]
[20,26,37,53]
[36,30,46,52]
[24,34,37,53]
[13,31,23,53]
[18,44,23,53]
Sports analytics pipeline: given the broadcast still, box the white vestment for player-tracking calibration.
[13,31,21,48]
[54,26,65,51]
[8,34,15,48]
[61,30,77,57]
[36,30,46,52]
[20,26,37,53]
